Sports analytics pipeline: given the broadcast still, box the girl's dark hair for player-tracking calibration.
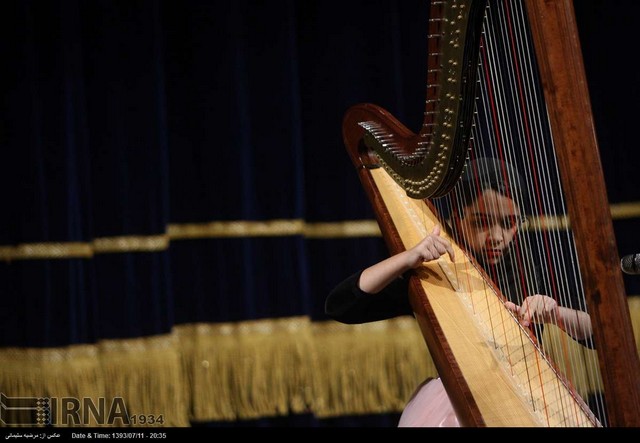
[457,157,529,213]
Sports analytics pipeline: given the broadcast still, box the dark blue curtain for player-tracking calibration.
[1,0,638,428]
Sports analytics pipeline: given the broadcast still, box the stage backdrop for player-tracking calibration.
[1,0,638,427]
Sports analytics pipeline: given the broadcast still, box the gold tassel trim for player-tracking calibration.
[167,219,383,239]
[93,235,169,254]
[308,318,436,418]
[97,334,189,426]
[175,317,317,421]
[0,243,93,261]
[168,219,305,239]
[2,299,640,425]
[0,335,189,427]
[610,201,640,219]
[0,317,435,425]
[0,235,168,261]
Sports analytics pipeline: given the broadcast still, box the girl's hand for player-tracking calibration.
[405,225,455,269]
[505,294,558,327]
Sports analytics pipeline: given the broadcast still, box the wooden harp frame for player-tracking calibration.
[342,0,640,427]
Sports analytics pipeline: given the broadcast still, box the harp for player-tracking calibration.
[342,0,640,427]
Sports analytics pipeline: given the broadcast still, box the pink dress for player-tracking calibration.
[398,378,460,427]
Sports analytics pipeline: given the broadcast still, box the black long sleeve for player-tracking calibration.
[324,270,413,324]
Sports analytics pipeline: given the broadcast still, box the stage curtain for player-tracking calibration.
[1,0,638,427]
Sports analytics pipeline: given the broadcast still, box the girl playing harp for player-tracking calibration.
[325,156,595,426]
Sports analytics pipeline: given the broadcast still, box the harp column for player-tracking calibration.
[524,0,640,427]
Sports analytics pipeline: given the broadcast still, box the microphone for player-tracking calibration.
[621,253,640,275]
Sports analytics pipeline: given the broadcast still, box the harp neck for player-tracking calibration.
[349,0,487,199]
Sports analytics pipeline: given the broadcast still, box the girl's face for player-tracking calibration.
[455,189,522,265]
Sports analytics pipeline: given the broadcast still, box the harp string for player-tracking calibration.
[508,1,584,411]
[488,0,589,424]
[430,0,603,425]
[506,1,603,421]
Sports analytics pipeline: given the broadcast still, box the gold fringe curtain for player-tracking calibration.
[0,335,188,426]
[2,299,639,426]
[0,317,433,426]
